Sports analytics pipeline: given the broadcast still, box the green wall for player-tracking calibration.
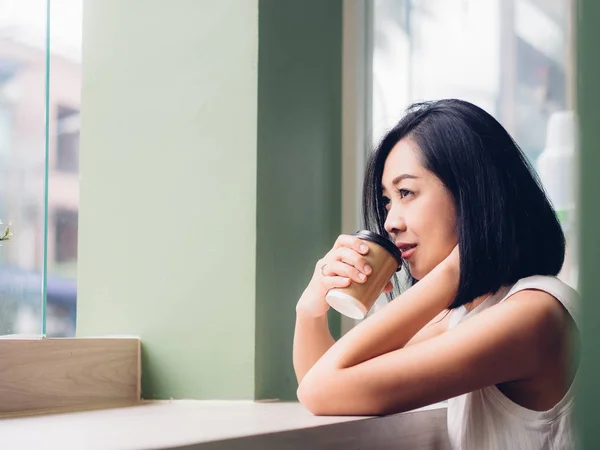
[255,0,343,400]
[77,0,343,401]
[77,0,259,399]
[576,0,600,447]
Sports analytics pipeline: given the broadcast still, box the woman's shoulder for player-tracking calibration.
[501,275,579,326]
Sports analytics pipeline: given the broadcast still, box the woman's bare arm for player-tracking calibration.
[293,312,335,384]
[297,255,562,416]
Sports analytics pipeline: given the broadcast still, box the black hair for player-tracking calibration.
[363,99,565,308]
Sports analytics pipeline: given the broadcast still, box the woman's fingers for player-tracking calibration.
[335,247,371,277]
[319,274,352,290]
[333,235,370,256]
[316,235,373,287]
[323,260,368,284]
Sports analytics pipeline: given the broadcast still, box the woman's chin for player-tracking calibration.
[408,267,422,280]
[407,263,431,281]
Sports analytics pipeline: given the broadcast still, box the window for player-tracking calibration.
[56,105,80,173]
[0,0,48,335]
[46,0,83,336]
[54,209,77,263]
[371,0,576,291]
[0,0,82,336]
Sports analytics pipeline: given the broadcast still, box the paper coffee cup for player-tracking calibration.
[325,230,402,319]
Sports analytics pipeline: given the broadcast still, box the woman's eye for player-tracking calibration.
[398,188,412,199]
[382,197,391,209]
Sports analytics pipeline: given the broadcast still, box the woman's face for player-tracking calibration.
[381,138,458,280]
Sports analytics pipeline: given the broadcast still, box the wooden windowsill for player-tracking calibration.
[0,401,450,450]
[0,338,450,448]
[0,337,141,416]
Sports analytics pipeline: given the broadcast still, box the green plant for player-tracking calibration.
[0,220,11,242]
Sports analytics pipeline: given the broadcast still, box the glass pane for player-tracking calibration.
[0,0,49,335]
[372,0,577,290]
[47,0,82,337]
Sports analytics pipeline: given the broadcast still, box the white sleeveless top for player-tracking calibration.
[446,275,579,450]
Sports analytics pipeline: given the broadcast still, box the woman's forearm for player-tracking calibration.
[315,264,458,371]
[293,311,336,384]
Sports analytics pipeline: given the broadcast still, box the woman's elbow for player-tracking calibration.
[297,379,329,415]
[297,376,385,416]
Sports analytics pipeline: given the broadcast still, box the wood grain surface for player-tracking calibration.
[0,338,141,415]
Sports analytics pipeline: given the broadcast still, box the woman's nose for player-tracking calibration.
[384,205,407,235]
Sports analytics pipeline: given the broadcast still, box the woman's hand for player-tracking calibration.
[421,244,460,309]
[296,234,393,318]
[438,244,460,278]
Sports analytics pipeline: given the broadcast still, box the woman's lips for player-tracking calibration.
[398,244,417,260]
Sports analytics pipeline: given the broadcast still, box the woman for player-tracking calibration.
[293,99,578,449]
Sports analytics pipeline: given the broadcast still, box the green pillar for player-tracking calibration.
[77,0,342,401]
[576,0,600,447]
[255,0,342,400]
